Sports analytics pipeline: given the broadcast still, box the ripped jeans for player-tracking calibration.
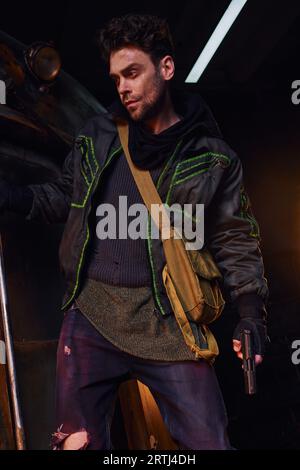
[51,304,231,450]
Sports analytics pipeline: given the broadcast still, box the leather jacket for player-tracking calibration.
[26,110,269,316]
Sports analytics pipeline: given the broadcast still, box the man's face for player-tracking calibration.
[109,46,168,122]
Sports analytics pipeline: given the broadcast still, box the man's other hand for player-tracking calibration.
[232,339,263,365]
[232,317,267,366]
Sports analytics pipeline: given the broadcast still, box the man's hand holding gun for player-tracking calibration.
[232,293,268,394]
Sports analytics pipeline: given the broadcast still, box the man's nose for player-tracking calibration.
[118,78,131,97]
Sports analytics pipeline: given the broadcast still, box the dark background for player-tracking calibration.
[1,0,300,449]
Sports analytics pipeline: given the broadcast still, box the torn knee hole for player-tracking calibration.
[52,426,90,450]
[63,431,89,450]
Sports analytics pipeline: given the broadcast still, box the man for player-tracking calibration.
[0,14,268,450]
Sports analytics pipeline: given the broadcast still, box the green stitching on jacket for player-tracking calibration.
[240,186,260,238]
[146,215,166,315]
[77,136,100,191]
[165,152,231,205]
[79,135,99,186]
[176,153,231,176]
[77,139,91,186]
[71,136,94,207]
[81,136,94,178]
[71,144,121,209]
[71,184,94,209]
[61,225,90,310]
[173,167,211,187]
[87,136,99,172]
[176,159,213,175]
[156,140,183,190]
[80,166,90,187]
[62,144,122,310]
[165,162,182,206]
[176,151,230,169]
[86,148,94,178]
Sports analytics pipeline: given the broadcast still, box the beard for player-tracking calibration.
[129,71,167,123]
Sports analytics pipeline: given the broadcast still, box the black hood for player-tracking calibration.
[171,90,222,140]
[109,90,222,169]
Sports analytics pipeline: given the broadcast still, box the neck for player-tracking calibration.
[144,90,181,135]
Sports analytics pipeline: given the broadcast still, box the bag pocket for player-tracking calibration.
[185,248,225,324]
[162,264,219,363]
[162,235,225,324]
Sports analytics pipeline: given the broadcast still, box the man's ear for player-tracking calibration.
[160,55,175,81]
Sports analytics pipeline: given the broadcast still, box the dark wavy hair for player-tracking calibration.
[96,13,175,65]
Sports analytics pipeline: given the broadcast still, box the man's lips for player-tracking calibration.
[125,100,139,108]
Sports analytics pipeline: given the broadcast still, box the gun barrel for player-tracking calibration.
[241,329,257,395]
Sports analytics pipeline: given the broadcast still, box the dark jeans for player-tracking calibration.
[52,305,231,450]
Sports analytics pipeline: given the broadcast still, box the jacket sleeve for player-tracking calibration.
[206,150,269,306]
[25,144,75,224]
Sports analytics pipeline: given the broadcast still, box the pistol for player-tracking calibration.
[241,329,257,395]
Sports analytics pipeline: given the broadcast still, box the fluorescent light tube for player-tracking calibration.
[185,0,248,83]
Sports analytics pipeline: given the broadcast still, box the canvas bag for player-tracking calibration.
[116,120,225,362]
